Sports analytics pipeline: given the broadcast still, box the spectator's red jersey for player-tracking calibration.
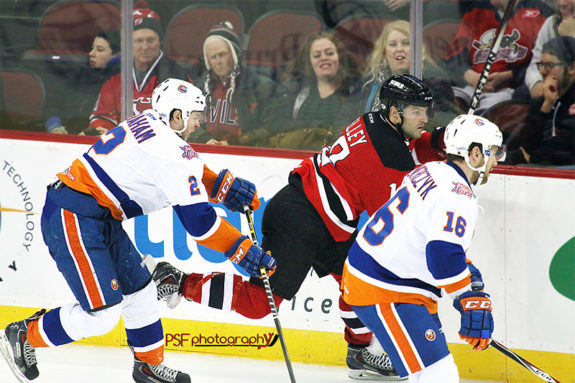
[444,2,552,87]
[89,52,192,130]
[293,112,445,241]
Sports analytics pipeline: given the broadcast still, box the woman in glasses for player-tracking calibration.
[524,0,575,99]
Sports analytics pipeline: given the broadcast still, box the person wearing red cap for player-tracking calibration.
[87,5,193,135]
[186,21,276,146]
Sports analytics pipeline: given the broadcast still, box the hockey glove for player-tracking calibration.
[468,263,484,291]
[453,291,494,351]
[225,235,276,278]
[210,169,261,212]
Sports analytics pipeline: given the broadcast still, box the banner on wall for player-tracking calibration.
[0,137,574,354]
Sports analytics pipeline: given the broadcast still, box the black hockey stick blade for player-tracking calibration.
[468,0,520,114]
[490,339,561,382]
[243,207,297,383]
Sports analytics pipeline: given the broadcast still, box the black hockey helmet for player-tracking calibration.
[379,74,433,118]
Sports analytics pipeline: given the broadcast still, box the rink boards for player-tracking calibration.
[0,136,573,382]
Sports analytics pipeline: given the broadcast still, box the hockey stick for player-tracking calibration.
[468,0,520,114]
[490,340,561,382]
[243,206,297,383]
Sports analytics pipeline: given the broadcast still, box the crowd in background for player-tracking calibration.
[0,0,574,166]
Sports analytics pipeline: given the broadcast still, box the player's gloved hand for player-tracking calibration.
[210,169,260,212]
[468,263,484,291]
[225,235,276,278]
[453,291,494,351]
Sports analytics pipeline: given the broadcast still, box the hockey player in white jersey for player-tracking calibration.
[0,79,276,383]
[341,114,504,382]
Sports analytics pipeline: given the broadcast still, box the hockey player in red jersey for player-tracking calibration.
[0,79,275,383]
[154,74,446,380]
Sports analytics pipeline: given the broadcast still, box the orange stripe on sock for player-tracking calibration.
[62,210,104,309]
[378,304,423,374]
[136,345,164,365]
[27,319,49,348]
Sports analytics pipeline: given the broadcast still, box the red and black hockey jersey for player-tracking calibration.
[89,52,192,130]
[292,112,445,242]
[444,1,552,87]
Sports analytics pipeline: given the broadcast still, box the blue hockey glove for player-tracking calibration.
[210,169,260,212]
[453,291,494,351]
[468,263,484,291]
[225,235,276,278]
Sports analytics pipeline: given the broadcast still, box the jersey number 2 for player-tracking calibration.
[363,187,410,246]
[92,127,126,154]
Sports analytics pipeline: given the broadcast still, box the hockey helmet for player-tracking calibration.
[152,78,206,134]
[379,74,433,118]
[444,114,504,182]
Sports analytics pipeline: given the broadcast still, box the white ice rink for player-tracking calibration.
[0,343,499,383]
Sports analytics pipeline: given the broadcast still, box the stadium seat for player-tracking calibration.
[422,19,460,62]
[481,100,531,150]
[23,0,120,63]
[164,4,244,74]
[245,10,323,80]
[333,16,394,71]
[0,69,45,131]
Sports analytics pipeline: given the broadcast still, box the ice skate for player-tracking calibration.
[152,261,187,308]
[132,356,191,383]
[347,344,406,381]
[0,309,46,382]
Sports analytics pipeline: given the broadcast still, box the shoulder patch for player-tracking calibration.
[180,144,198,160]
[451,182,473,199]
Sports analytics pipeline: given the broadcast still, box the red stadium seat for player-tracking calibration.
[1,69,45,131]
[423,19,460,62]
[23,0,120,62]
[481,100,531,150]
[333,16,394,71]
[164,5,244,69]
[245,10,323,78]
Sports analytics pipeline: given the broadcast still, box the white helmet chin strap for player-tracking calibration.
[463,151,490,186]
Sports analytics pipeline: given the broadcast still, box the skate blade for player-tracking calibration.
[0,333,32,383]
[348,368,408,381]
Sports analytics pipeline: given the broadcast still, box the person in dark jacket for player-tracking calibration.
[44,30,120,135]
[506,36,575,166]
[187,22,276,146]
[262,31,362,151]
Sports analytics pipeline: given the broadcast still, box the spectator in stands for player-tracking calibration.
[360,20,458,128]
[262,31,361,150]
[523,0,575,99]
[444,0,552,114]
[44,30,120,135]
[506,36,575,166]
[88,5,192,134]
[187,21,276,146]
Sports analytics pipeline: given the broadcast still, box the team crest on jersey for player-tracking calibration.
[180,144,198,160]
[425,329,436,341]
[452,182,473,198]
[111,279,119,291]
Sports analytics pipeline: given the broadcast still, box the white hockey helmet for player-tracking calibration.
[152,78,206,134]
[444,114,504,182]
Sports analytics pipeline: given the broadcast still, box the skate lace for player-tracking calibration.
[361,348,393,370]
[23,341,37,367]
[150,363,178,382]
